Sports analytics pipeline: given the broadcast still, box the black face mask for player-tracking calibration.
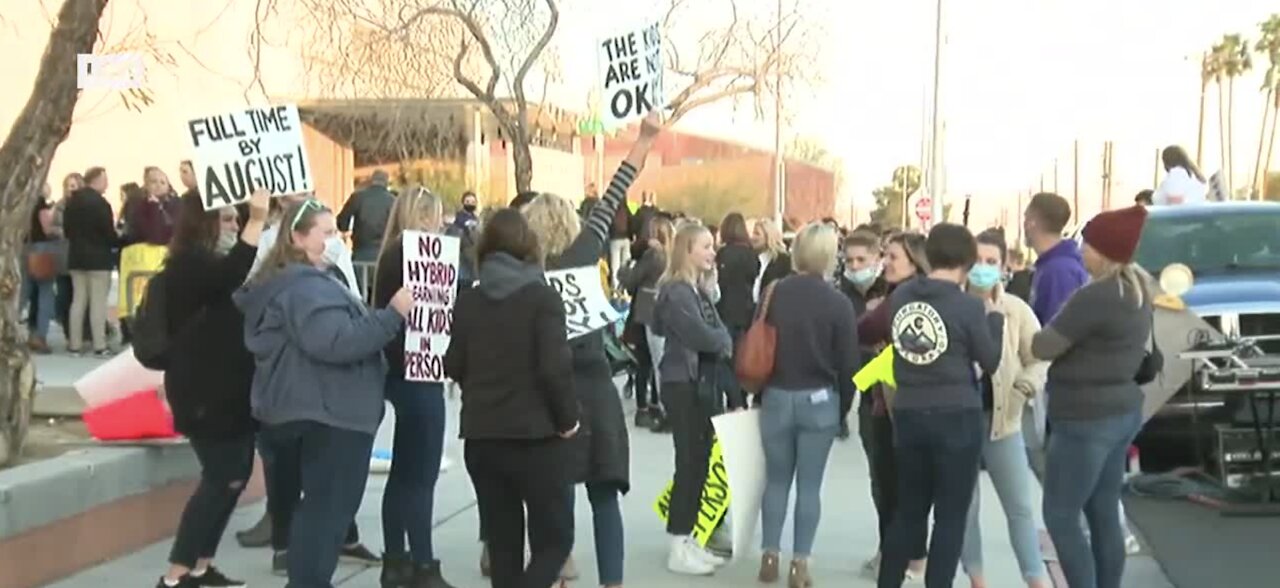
[463,204,477,213]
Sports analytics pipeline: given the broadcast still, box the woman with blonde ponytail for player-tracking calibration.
[1032,205,1151,588]
[371,187,457,588]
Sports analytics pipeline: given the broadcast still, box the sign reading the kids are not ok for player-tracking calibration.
[597,21,663,127]
[187,104,313,210]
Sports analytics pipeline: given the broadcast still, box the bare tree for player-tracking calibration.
[0,0,107,466]
[252,0,559,194]
[663,0,816,125]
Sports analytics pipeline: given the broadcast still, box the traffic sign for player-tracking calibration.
[915,196,932,222]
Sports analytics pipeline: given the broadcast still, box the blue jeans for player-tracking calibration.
[381,378,446,564]
[961,421,1047,582]
[760,387,839,556]
[1042,410,1141,588]
[21,274,55,340]
[261,421,374,588]
[568,482,625,586]
[879,407,984,588]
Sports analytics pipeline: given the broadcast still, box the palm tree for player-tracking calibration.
[1220,34,1253,196]
[1210,40,1230,187]
[1197,51,1216,169]
[1254,15,1280,199]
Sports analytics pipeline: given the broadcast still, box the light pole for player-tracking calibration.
[928,0,945,226]
[772,0,786,227]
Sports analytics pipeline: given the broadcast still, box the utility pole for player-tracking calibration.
[1073,140,1080,215]
[1053,158,1059,193]
[928,0,945,226]
[1153,147,1161,188]
[772,0,785,226]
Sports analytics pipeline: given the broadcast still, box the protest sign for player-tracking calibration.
[597,21,663,127]
[654,437,731,547]
[712,409,767,560]
[546,266,622,339]
[187,104,313,210]
[117,243,167,319]
[402,231,460,382]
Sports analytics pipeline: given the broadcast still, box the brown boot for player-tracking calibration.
[788,559,813,588]
[758,551,780,583]
[28,336,51,355]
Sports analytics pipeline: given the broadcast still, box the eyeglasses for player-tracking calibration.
[290,199,324,232]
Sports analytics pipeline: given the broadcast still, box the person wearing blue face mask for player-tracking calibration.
[837,230,886,442]
[960,228,1050,588]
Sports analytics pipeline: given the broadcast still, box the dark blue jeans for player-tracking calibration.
[258,434,360,550]
[261,421,374,588]
[169,433,256,567]
[568,482,625,586]
[381,378,447,564]
[1043,410,1141,588]
[878,407,984,588]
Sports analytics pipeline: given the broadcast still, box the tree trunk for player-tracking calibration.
[1227,77,1236,196]
[1266,96,1279,200]
[1253,87,1274,199]
[0,0,107,466]
[509,126,534,196]
[1218,81,1228,190]
[1196,79,1207,169]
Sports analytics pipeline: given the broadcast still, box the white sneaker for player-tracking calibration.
[667,537,717,575]
[690,540,728,567]
[1125,534,1141,555]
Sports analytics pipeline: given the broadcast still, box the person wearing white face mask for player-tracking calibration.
[960,229,1050,588]
[233,192,381,572]
[837,230,886,441]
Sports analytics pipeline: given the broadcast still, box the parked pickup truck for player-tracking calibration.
[1120,202,1280,467]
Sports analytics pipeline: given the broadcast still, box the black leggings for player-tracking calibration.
[169,434,255,567]
[859,409,925,559]
[662,381,714,536]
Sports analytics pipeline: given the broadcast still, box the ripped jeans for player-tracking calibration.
[169,433,256,567]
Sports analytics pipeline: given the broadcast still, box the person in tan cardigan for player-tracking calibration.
[959,228,1050,588]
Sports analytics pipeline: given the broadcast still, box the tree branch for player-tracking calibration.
[511,0,557,130]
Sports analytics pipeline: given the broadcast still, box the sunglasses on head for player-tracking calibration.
[291,199,324,232]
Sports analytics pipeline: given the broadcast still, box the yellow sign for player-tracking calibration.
[117,243,168,318]
[653,437,731,546]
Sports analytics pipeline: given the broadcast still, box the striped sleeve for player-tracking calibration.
[583,161,639,245]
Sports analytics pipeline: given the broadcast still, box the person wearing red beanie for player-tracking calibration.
[1080,205,1149,266]
[1029,204,1152,588]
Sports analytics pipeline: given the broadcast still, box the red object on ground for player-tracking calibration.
[82,389,178,441]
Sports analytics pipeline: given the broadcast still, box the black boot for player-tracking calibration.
[235,511,272,548]
[381,553,414,588]
[413,560,456,588]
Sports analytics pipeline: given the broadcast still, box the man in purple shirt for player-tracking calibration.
[1023,193,1089,324]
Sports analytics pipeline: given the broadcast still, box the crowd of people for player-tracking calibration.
[26,120,1175,588]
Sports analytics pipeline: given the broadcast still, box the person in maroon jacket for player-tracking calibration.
[129,166,182,245]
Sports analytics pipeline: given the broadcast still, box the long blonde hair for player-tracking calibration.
[521,193,580,262]
[253,199,328,285]
[376,186,443,267]
[1092,259,1148,307]
[660,223,712,287]
[756,218,787,258]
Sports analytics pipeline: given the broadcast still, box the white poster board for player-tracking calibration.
[597,20,663,127]
[546,266,621,339]
[712,409,767,560]
[76,349,164,410]
[187,104,313,210]
[402,231,461,382]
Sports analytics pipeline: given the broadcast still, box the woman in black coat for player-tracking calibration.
[518,113,662,588]
[153,190,269,588]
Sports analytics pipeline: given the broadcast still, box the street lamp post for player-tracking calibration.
[928,0,945,225]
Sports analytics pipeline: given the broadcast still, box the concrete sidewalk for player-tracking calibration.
[43,391,1174,588]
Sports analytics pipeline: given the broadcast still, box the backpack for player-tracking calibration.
[131,270,173,370]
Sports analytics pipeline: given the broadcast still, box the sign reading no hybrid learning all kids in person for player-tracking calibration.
[598,20,663,127]
[188,104,313,210]
[402,231,460,383]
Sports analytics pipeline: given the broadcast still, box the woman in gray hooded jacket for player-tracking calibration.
[234,199,414,588]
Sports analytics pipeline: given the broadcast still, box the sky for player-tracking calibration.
[2,0,1277,227]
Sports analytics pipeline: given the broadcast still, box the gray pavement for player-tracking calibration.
[43,386,1174,588]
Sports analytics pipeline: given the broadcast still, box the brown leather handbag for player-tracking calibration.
[735,280,780,393]
[26,250,58,281]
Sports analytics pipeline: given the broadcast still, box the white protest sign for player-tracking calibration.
[712,409,768,560]
[402,231,461,382]
[546,266,621,339]
[187,104,313,210]
[597,20,663,127]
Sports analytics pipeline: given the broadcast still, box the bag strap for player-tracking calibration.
[1148,307,1160,354]
[756,279,781,321]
